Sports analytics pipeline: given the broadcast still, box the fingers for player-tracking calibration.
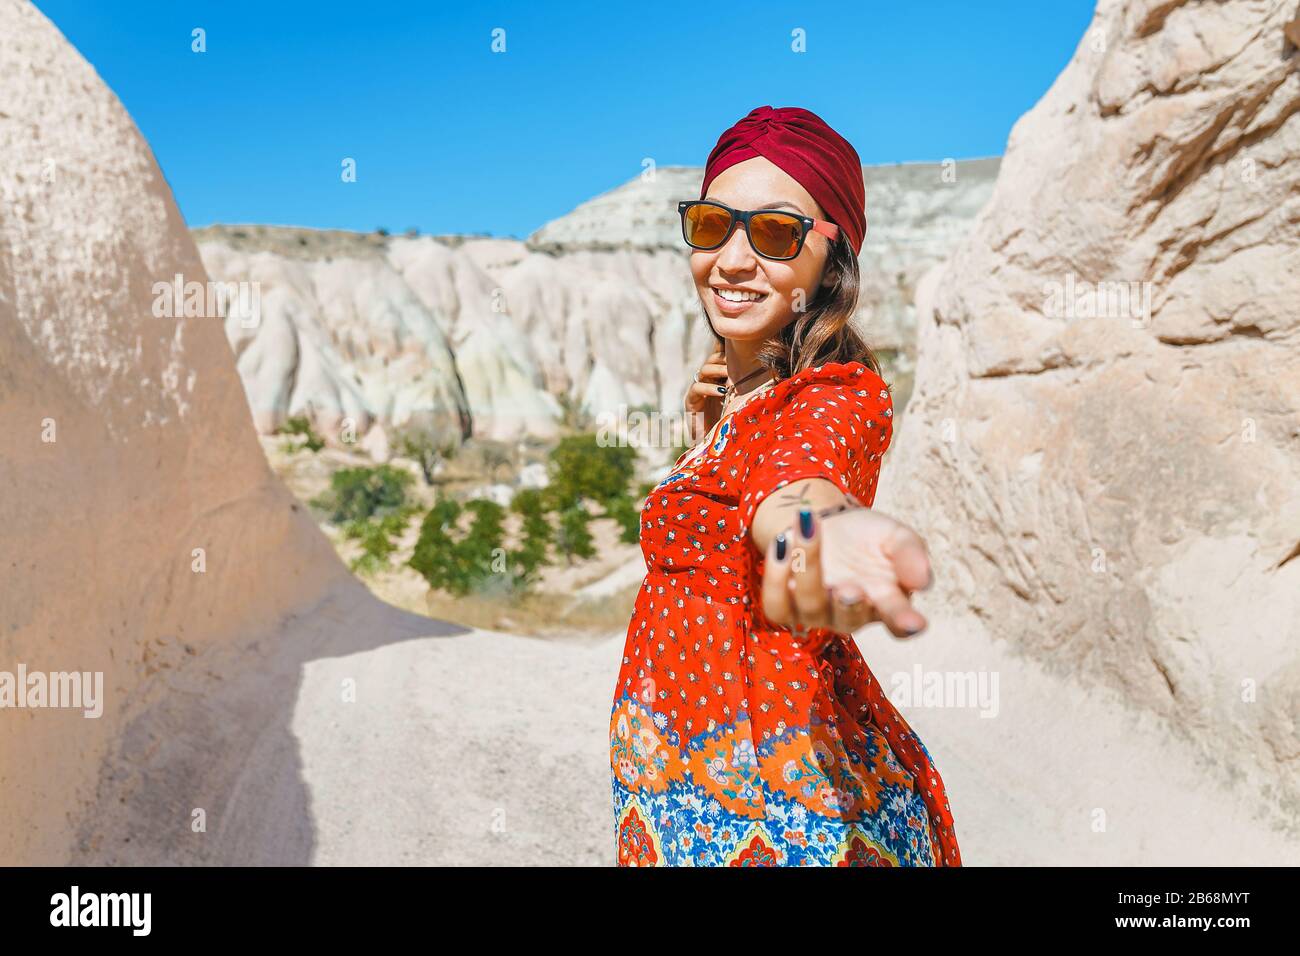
[684,380,727,412]
[761,531,794,626]
[830,582,876,634]
[788,508,831,629]
[686,382,728,403]
[762,509,934,640]
[862,578,928,638]
[882,521,934,593]
[695,362,728,382]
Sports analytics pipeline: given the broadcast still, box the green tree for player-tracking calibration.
[546,434,636,511]
[604,495,643,545]
[344,510,411,575]
[408,499,467,594]
[312,465,413,524]
[280,414,325,453]
[510,488,553,578]
[395,429,459,485]
[460,499,506,581]
[408,497,515,597]
[555,502,595,562]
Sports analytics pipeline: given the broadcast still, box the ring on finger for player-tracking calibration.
[833,590,872,627]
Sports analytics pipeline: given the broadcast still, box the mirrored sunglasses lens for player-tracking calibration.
[749,213,803,258]
[683,203,732,248]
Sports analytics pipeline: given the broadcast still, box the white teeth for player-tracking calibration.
[716,288,765,302]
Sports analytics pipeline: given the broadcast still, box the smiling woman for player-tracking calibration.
[609,105,962,867]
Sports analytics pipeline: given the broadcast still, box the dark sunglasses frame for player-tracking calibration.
[677,199,840,261]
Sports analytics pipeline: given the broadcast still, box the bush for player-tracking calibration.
[344,510,411,575]
[280,414,325,453]
[510,488,553,578]
[409,497,524,597]
[459,499,507,578]
[555,502,595,562]
[546,434,637,511]
[408,499,467,594]
[312,465,413,524]
[604,495,642,545]
[394,429,459,485]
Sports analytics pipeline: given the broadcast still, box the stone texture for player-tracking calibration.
[0,0,352,863]
[877,0,1300,833]
[195,158,999,447]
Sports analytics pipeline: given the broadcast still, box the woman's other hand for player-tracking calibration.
[761,506,933,639]
[683,346,727,442]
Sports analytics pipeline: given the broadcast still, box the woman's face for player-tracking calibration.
[690,155,834,344]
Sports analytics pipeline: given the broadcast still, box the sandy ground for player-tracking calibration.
[860,609,1300,865]
[67,576,624,866]
[64,436,1299,866]
[65,571,1299,865]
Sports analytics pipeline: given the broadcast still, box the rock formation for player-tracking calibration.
[1,0,354,863]
[195,158,999,447]
[877,0,1300,834]
[0,0,610,867]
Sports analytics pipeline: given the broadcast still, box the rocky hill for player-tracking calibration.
[194,158,1000,449]
[876,0,1300,838]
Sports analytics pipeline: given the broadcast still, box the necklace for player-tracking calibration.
[721,366,777,417]
[679,369,777,466]
[729,364,771,392]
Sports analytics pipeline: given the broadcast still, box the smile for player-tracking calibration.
[712,288,768,312]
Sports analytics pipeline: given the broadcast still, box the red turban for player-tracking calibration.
[699,105,867,255]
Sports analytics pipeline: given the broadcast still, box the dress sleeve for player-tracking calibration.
[737,363,893,541]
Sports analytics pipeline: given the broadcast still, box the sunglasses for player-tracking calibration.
[677,199,839,261]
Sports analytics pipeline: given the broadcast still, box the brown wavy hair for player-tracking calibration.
[711,231,881,380]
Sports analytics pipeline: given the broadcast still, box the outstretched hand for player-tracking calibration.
[760,506,933,639]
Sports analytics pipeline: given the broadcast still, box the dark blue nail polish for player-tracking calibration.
[774,533,787,561]
[798,508,814,538]
[717,385,727,394]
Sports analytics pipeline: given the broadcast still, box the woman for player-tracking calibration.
[609,105,961,867]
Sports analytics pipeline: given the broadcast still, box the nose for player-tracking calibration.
[715,219,757,272]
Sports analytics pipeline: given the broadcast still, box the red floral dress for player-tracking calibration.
[609,360,962,867]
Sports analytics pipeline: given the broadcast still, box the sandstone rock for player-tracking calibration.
[518,462,549,489]
[0,0,354,863]
[359,422,391,463]
[877,0,1300,836]
[195,159,999,447]
[466,483,515,508]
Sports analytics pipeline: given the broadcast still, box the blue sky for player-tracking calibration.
[35,0,1096,238]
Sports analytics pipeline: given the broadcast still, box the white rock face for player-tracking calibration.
[518,462,549,489]
[0,0,352,863]
[529,159,1001,372]
[855,159,1000,359]
[877,0,1300,834]
[197,159,998,448]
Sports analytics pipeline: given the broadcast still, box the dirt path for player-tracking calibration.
[69,581,623,866]
[67,586,1296,866]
